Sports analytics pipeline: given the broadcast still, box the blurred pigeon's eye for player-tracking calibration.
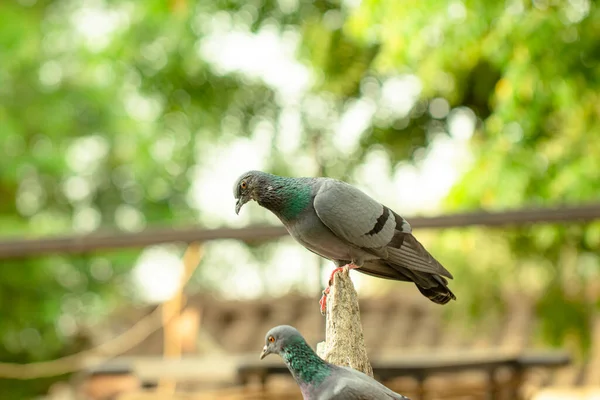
[241,181,248,190]
[268,336,275,343]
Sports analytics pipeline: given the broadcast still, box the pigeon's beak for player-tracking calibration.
[259,345,270,360]
[235,197,248,215]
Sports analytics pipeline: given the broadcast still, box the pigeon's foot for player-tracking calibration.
[320,263,359,315]
[327,263,359,285]
[327,267,347,286]
[319,287,330,316]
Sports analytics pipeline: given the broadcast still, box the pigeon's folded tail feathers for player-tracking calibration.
[415,279,456,305]
[355,260,457,305]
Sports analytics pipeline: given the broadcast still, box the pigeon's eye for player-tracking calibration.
[240,181,248,190]
[268,336,275,343]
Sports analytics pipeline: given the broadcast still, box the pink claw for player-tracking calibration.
[319,263,359,315]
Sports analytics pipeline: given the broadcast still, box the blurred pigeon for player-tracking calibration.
[234,171,455,313]
[260,325,411,400]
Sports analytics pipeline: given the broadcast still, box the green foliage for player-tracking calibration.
[537,283,593,354]
[0,0,289,396]
[344,0,600,349]
[1,0,599,396]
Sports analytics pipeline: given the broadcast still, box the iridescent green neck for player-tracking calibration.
[281,340,330,386]
[257,175,312,220]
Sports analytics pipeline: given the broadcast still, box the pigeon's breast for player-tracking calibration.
[286,209,377,264]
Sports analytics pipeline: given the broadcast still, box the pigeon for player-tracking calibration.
[260,325,411,400]
[234,170,455,313]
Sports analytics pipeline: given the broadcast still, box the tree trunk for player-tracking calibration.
[316,266,373,377]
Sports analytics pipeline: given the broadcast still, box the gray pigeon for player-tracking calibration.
[260,325,410,400]
[234,171,455,313]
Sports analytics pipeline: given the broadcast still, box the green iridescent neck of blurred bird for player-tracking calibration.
[281,339,330,386]
[257,175,312,220]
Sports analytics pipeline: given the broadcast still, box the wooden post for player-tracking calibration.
[316,266,373,377]
[159,243,203,393]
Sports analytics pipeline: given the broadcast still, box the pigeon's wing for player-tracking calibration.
[325,384,410,400]
[313,180,452,278]
[313,179,452,278]
[318,367,410,400]
[313,179,409,250]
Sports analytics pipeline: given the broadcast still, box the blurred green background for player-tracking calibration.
[1,0,599,397]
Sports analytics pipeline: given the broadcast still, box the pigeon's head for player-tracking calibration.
[260,325,304,360]
[233,170,268,215]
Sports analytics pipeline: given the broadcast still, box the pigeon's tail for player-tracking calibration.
[356,259,456,305]
[382,263,457,305]
[415,278,456,305]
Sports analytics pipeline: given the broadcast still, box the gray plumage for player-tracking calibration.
[234,171,455,305]
[260,325,410,400]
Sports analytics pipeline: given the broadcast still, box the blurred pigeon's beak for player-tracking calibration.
[235,197,248,215]
[260,345,269,360]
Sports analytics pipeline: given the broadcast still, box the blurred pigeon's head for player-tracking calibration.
[233,170,268,215]
[260,325,304,360]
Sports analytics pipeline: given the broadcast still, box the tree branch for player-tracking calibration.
[316,267,373,377]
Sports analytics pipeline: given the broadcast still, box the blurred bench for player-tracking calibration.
[237,349,571,400]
